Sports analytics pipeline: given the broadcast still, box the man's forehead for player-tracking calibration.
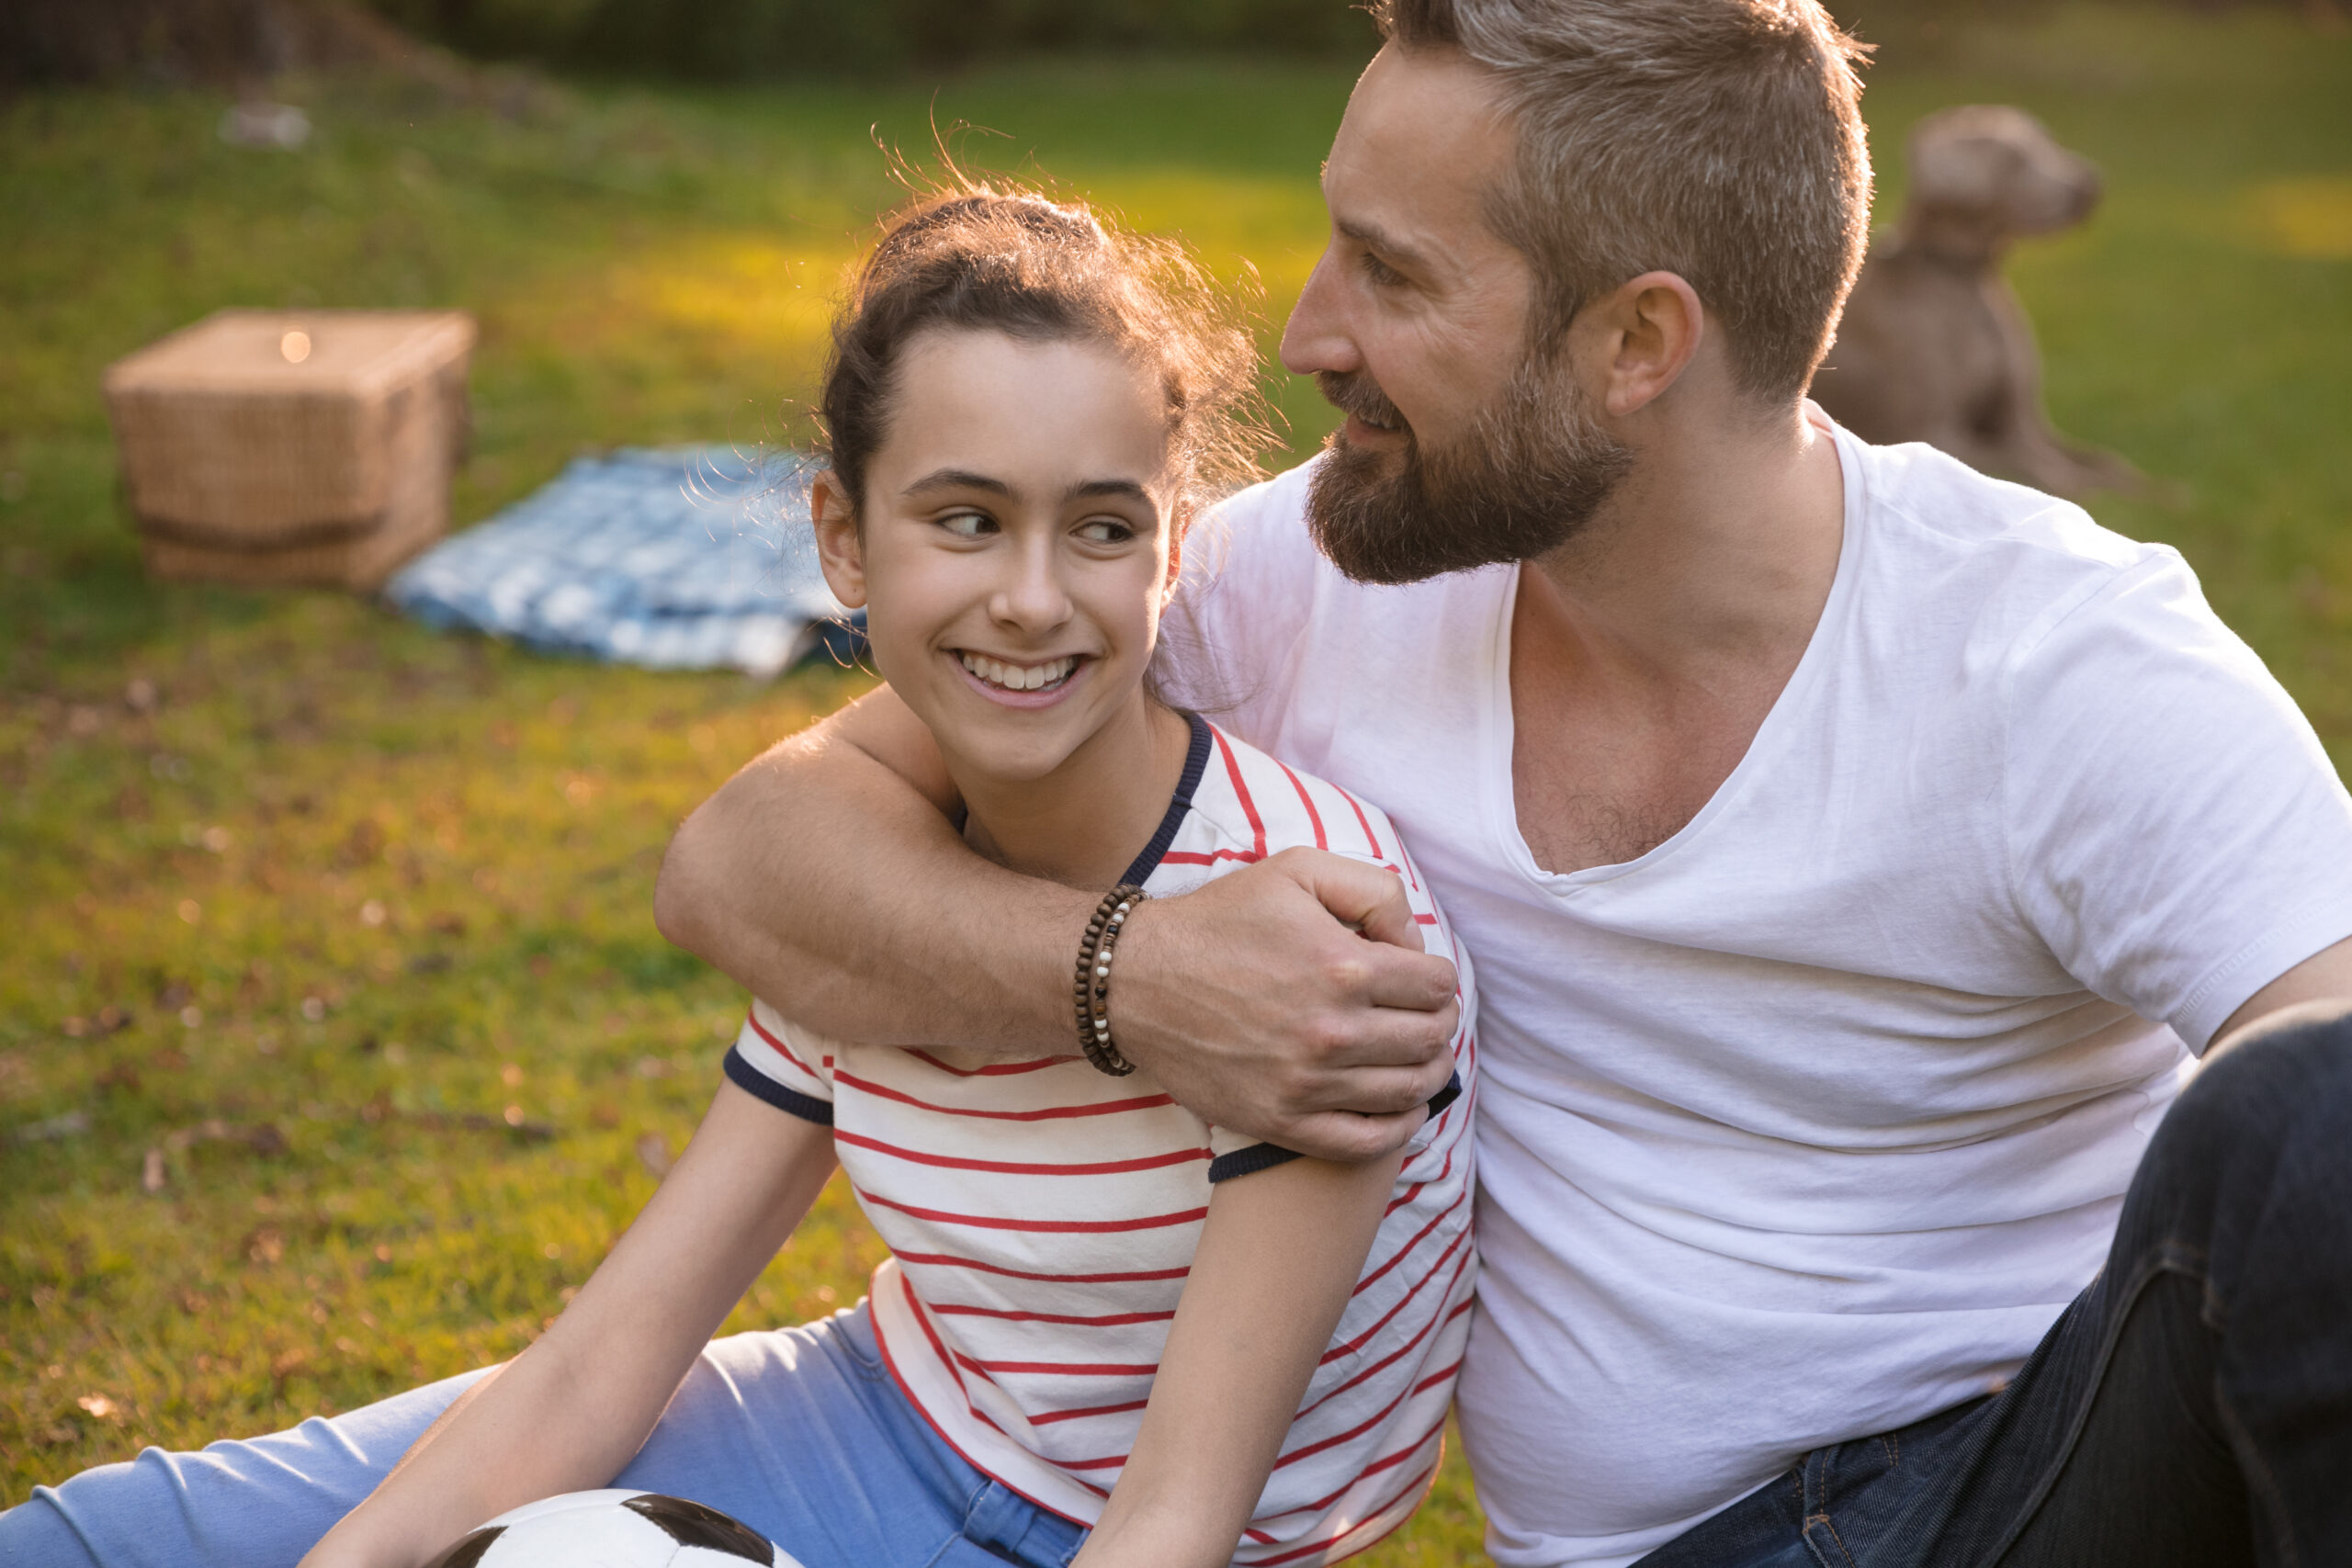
[1325,46,1515,250]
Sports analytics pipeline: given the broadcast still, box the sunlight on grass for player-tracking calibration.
[2245,176,2352,260]
[1091,170,1331,297]
[632,236,842,355]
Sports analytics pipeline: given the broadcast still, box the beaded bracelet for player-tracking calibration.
[1073,883,1150,1076]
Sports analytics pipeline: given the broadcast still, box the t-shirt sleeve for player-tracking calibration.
[723,998,839,1125]
[1153,463,1329,746]
[2005,550,2352,1051]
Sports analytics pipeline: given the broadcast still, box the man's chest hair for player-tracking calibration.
[1508,670,1777,876]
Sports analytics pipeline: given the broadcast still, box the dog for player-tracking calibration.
[1811,105,2144,498]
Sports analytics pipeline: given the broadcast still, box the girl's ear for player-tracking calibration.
[1161,498,1191,604]
[810,470,869,610]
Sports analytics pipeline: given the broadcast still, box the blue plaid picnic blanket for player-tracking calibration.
[386,446,853,676]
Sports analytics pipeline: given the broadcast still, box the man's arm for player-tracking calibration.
[655,686,1459,1161]
[2214,936,2352,1048]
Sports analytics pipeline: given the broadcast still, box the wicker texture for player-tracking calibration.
[103,309,476,589]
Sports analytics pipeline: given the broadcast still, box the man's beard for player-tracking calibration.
[1306,352,1634,585]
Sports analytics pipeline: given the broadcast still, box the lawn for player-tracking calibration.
[2,6,2346,1560]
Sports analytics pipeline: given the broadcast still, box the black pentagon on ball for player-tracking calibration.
[422,1524,503,1568]
[623,1494,775,1562]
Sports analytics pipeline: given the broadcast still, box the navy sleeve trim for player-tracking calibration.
[1206,1070,1460,1185]
[1427,1070,1463,1122]
[1206,1142,1303,1183]
[1119,711,1214,889]
[723,1043,835,1126]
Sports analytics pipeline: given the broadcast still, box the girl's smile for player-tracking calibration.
[954,649,1087,705]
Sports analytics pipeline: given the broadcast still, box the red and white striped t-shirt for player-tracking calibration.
[727,714,1478,1565]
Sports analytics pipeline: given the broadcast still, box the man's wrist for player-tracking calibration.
[1074,884,1151,1076]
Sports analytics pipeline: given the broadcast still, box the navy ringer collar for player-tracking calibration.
[1119,710,1213,888]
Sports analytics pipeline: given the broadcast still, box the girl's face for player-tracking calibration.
[813,328,1185,785]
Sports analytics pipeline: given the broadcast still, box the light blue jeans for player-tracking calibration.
[0,1303,1085,1568]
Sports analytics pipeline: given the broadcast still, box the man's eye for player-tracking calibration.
[1358,250,1405,287]
[1076,518,1136,546]
[938,510,996,538]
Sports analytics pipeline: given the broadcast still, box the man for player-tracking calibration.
[657,1,2352,1562]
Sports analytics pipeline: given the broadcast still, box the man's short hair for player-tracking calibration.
[1373,0,1873,404]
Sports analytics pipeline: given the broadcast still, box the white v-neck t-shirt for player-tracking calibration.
[1158,421,2352,1567]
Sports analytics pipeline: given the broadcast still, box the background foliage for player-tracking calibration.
[4,0,2338,88]
[3,6,2348,1563]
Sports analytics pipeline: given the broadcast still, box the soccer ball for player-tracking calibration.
[423,1490,801,1568]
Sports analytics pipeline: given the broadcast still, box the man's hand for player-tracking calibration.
[1113,847,1459,1162]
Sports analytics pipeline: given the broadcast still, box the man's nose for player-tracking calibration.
[1280,244,1362,378]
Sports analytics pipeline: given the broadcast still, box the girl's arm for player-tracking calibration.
[300,1080,837,1568]
[1074,1147,1407,1568]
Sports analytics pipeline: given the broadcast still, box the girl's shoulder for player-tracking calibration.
[1146,718,1458,960]
[1171,718,1476,1030]
[1186,719,1406,867]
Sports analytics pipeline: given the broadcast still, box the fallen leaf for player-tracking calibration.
[141,1148,166,1193]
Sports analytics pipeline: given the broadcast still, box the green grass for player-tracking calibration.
[2,7,2347,1561]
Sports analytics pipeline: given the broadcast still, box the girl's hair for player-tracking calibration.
[817,180,1272,524]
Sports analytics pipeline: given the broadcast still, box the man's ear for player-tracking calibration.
[810,470,868,610]
[1575,270,1704,420]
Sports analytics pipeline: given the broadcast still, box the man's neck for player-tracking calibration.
[951,697,1195,893]
[1530,400,1844,682]
[1508,401,1845,874]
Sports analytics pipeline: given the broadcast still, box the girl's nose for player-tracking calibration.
[989,537,1074,636]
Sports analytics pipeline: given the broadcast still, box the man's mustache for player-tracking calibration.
[1316,370,1407,435]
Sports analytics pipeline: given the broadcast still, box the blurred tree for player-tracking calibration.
[9,0,2331,86]
[0,0,420,89]
[360,0,1380,75]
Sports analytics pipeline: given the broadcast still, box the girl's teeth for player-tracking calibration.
[962,654,1073,691]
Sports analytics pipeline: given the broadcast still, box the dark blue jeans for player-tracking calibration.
[1636,1001,2352,1568]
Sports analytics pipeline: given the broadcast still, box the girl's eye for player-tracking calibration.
[938,510,996,539]
[1075,518,1137,546]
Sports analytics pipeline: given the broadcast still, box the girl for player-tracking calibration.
[10,186,1476,1568]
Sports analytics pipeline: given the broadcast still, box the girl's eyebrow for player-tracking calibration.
[1067,479,1154,505]
[902,468,1013,500]
[901,469,1155,510]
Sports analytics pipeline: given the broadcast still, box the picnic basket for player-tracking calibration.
[103,309,477,590]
